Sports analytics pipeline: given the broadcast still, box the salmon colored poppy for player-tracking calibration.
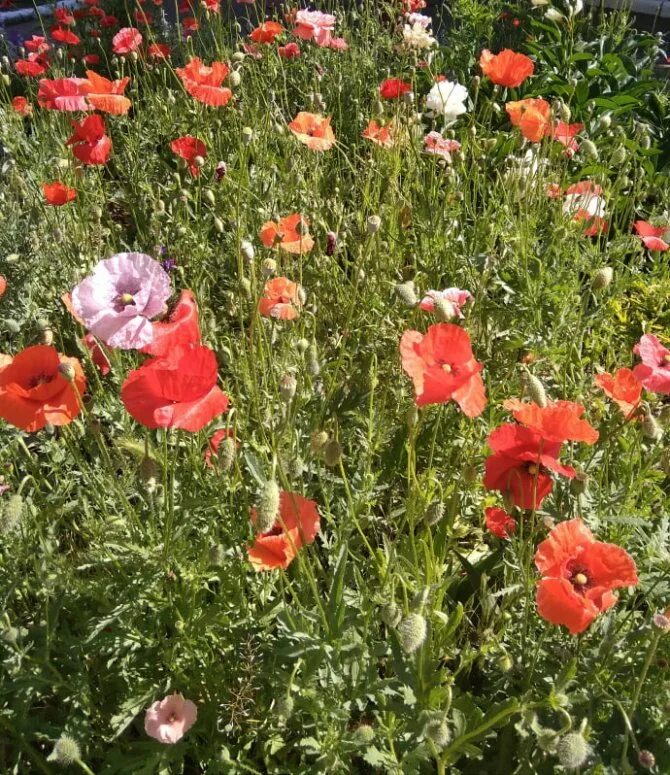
[141,290,201,357]
[259,214,314,254]
[249,21,284,43]
[82,70,131,115]
[258,277,303,320]
[594,368,642,420]
[175,57,232,107]
[479,49,534,88]
[0,345,86,432]
[121,343,229,431]
[66,114,112,165]
[11,96,32,117]
[278,42,300,59]
[37,77,90,111]
[633,221,669,252]
[485,506,516,538]
[170,136,207,177]
[535,519,638,635]
[506,97,551,142]
[633,334,670,395]
[112,27,142,54]
[552,121,583,154]
[362,120,395,148]
[379,78,411,99]
[42,181,77,206]
[503,398,599,444]
[247,490,320,571]
[288,112,336,151]
[400,323,487,416]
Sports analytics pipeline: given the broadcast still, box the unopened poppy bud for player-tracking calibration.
[398,613,427,654]
[423,717,450,748]
[5,319,20,333]
[47,735,81,766]
[275,695,294,719]
[229,70,241,87]
[545,7,565,21]
[232,51,245,62]
[522,372,547,407]
[41,326,54,346]
[642,411,662,441]
[214,217,225,233]
[326,231,337,256]
[610,146,626,164]
[581,139,598,159]
[556,732,590,770]
[640,134,651,150]
[352,724,375,745]
[279,374,297,402]
[638,750,656,769]
[380,602,401,627]
[396,280,418,307]
[203,188,215,205]
[592,267,613,291]
[57,362,76,382]
[240,240,254,262]
[470,74,481,91]
[309,430,329,456]
[217,437,236,471]
[155,199,166,215]
[296,338,310,354]
[239,277,252,298]
[367,215,382,234]
[1,494,24,535]
[324,440,343,467]
[242,126,254,144]
[208,544,225,566]
[597,113,612,131]
[256,480,280,534]
[261,258,276,278]
[558,101,571,122]
[425,500,445,526]
[406,405,419,428]
[194,155,206,169]
[306,344,320,376]
[570,471,589,495]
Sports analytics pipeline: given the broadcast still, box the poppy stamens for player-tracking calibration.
[573,572,588,586]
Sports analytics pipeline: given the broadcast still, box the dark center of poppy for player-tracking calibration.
[28,372,55,389]
[527,463,539,476]
[168,712,178,723]
[568,565,591,593]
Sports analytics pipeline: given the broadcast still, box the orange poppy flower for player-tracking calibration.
[259,214,314,254]
[247,490,320,571]
[400,323,487,417]
[258,277,303,320]
[0,345,86,432]
[42,181,76,205]
[82,70,131,115]
[362,120,395,148]
[503,398,599,444]
[594,368,642,420]
[11,96,33,117]
[288,112,336,151]
[175,57,232,107]
[506,97,551,142]
[479,49,534,88]
[249,21,284,44]
[535,519,638,634]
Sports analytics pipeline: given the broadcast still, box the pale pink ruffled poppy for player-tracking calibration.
[633,334,670,394]
[71,252,171,350]
[293,9,336,46]
[419,288,472,318]
[144,693,197,744]
[424,132,461,162]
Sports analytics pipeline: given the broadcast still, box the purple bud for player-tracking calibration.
[215,161,227,182]
[161,257,177,272]
[326,231,337,256]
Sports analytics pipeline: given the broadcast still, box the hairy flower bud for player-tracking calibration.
[366,215,382,234]
[398,613,427,654]
[279,374,297,403]
[261,258,276,278]
[324,440,343,467]
[556,732,590,770]
[256,480,280,534]
[592,267,613,291]
[57,362,76,382]
[396,281,418,307]
[310,430,329,456]
[217,437,236,471]
[352,723,375,745]
[522,372,547,408]
[423,717,450,748]
[425,500,445,526]
[47,735,81,766]
[380,602,402,627]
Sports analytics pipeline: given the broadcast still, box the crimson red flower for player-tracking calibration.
[278,42,300,59]
[15,55,49,78]
[0,345,86,432]
[55,7,75,24]
[112,27,142,54]
[483,424,575,510]
[258,277,303,320]
[141,290,201,358]
[42,181,77,206]
[25,35,50,54]
[149,43,170,59]
[51,26,80,45]
[249,21,284,44]
[66,114,112,165]
[633,221,669,252]
[82,334,111,375]
[11,96,32,116]
[479,49,534,88]
[83,54,100,66]
[379,78,411,99]
[485,506,516,539]
[503,398,599,444]
[535,519,638,635]
[633,334,670,394]
[594,368,642,419]
[176,57,232,107]
[400,323,487,416]
[170,136,206,177]
[248,491,320,571]
[121,343,229,431]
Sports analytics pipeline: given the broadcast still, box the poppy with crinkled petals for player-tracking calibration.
[112,27,142,55]
[362,120,395,148]
[51,26,80,45]
[121,343,229,431]
[503,398,599,444]
[42,181,76,206]
[38,77,90,111]
[0,345,86,432]
[288,112,336,151]
[535,519,638,635]
[594,368,642,419]
[260,214,314,254]
[485,506,516,538]
[66,114,112,165]
[506,97,551,142]
[552,121,583,154]
[170,136,206,177]
[400,323,487,416]
[479,49,534,88]
[82,70,131,115]
[258,277,303,320]
[633,221,669,252]
[379,78,411,99]
[250,21,284,44]
[278,42,300,59]
[176,57,232,107]
[141,289,201,357]
[16,55,50,78]
[633,334,670,394]
[11,97,32,117]
[248,490,320,571]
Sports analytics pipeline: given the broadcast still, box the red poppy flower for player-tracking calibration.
[82,70,131,115]
[259,214,314,254]
[258,277,303,320]
[100,14,118,27]
[55,6,75,25]
[204,428,236,468]
[0,276,6,297]
[362,120,395,148]
[506,97,551,142]
[141,290,201,358]
[379,78,411,99]
[11,96,32,116]
[594,368,642,419]
[633,334,670,395]
[51,26,80,45]
[552,121,583,154]
[0,345,86,432]
[149,43,170,59]
[633,221,669,252]
[400,323,487,416]
[249,21,284,44]
[25,35,51,54]
[170,136,206,177]
[247,490,320,571]
[288,112,336,151]
[485,506,516,538]
[278,42,300,59]
[37,77,90,111]
[181,16,199,34]
[503,398,599,444]
[83,54,100,65]
[82,334,111,376]
[66,114,112,165]
[15,55,49,78]
[121,343,229,432]
[479,49,534,88]
[483,424,575,510]
[42,181,77,206]
[175,57,232,107]
[535,519,638,635]
[113,27,142,54]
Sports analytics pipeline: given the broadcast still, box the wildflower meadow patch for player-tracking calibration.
[0,0,669,772]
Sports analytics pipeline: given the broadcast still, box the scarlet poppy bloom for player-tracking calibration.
[503,398,599,444]
[82,54,100,66]
[181,16,199,35]
[15,55,49,78]
[479,49,534,88]
[176,57,232,107]
[25,35,51,54]
[100,14,118,27]
[51,26,80,45]
[11,96,32,117]
[258,277,303,320]
[112,27,142,54]
[204,428,235,468]
[362,120,395,148]
[121,343,229,431]
[552,121,583,154]
[249,21,284,44]
[379,78,412,99]
[485,506,516,538]
[0,276,6,297]
[633,221,669,252]
[0,345,86,432]
[633,334,670,394]
[259,214,314,254]
[82,70,131,115]
[278,42,300,59]
[288,112,336,151]
[149,43,170,59]
[170,136,206,177]
[66,114,112,165]
[483,424,575,509]
[535,519,638,635]
[506,97,551,142]
[38,77,90,111]
[141,289,201,357]
[42,181,77,206]
[55,6,75,25]
[248,490,320,571]
[400,323,487,416]
[82,334,111,376]
[594,368,642,419]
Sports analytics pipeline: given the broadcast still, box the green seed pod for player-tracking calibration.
[261,258,276,278]
[398,613,427,654]
[57,362,76,382]
[256,480,280,534]
[423,717,450,749]
[47,735,81,766]
[556,732,590,770]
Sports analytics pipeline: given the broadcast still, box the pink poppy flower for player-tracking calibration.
[419,288,471,318]
[292,9,336,46]
[71,252,171,350]
[144,693,197,744]
[423,132,460,161]
[112,27,142,55]
[563,181,607,236]
[633,221,669,252]
[633,334,670,394]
